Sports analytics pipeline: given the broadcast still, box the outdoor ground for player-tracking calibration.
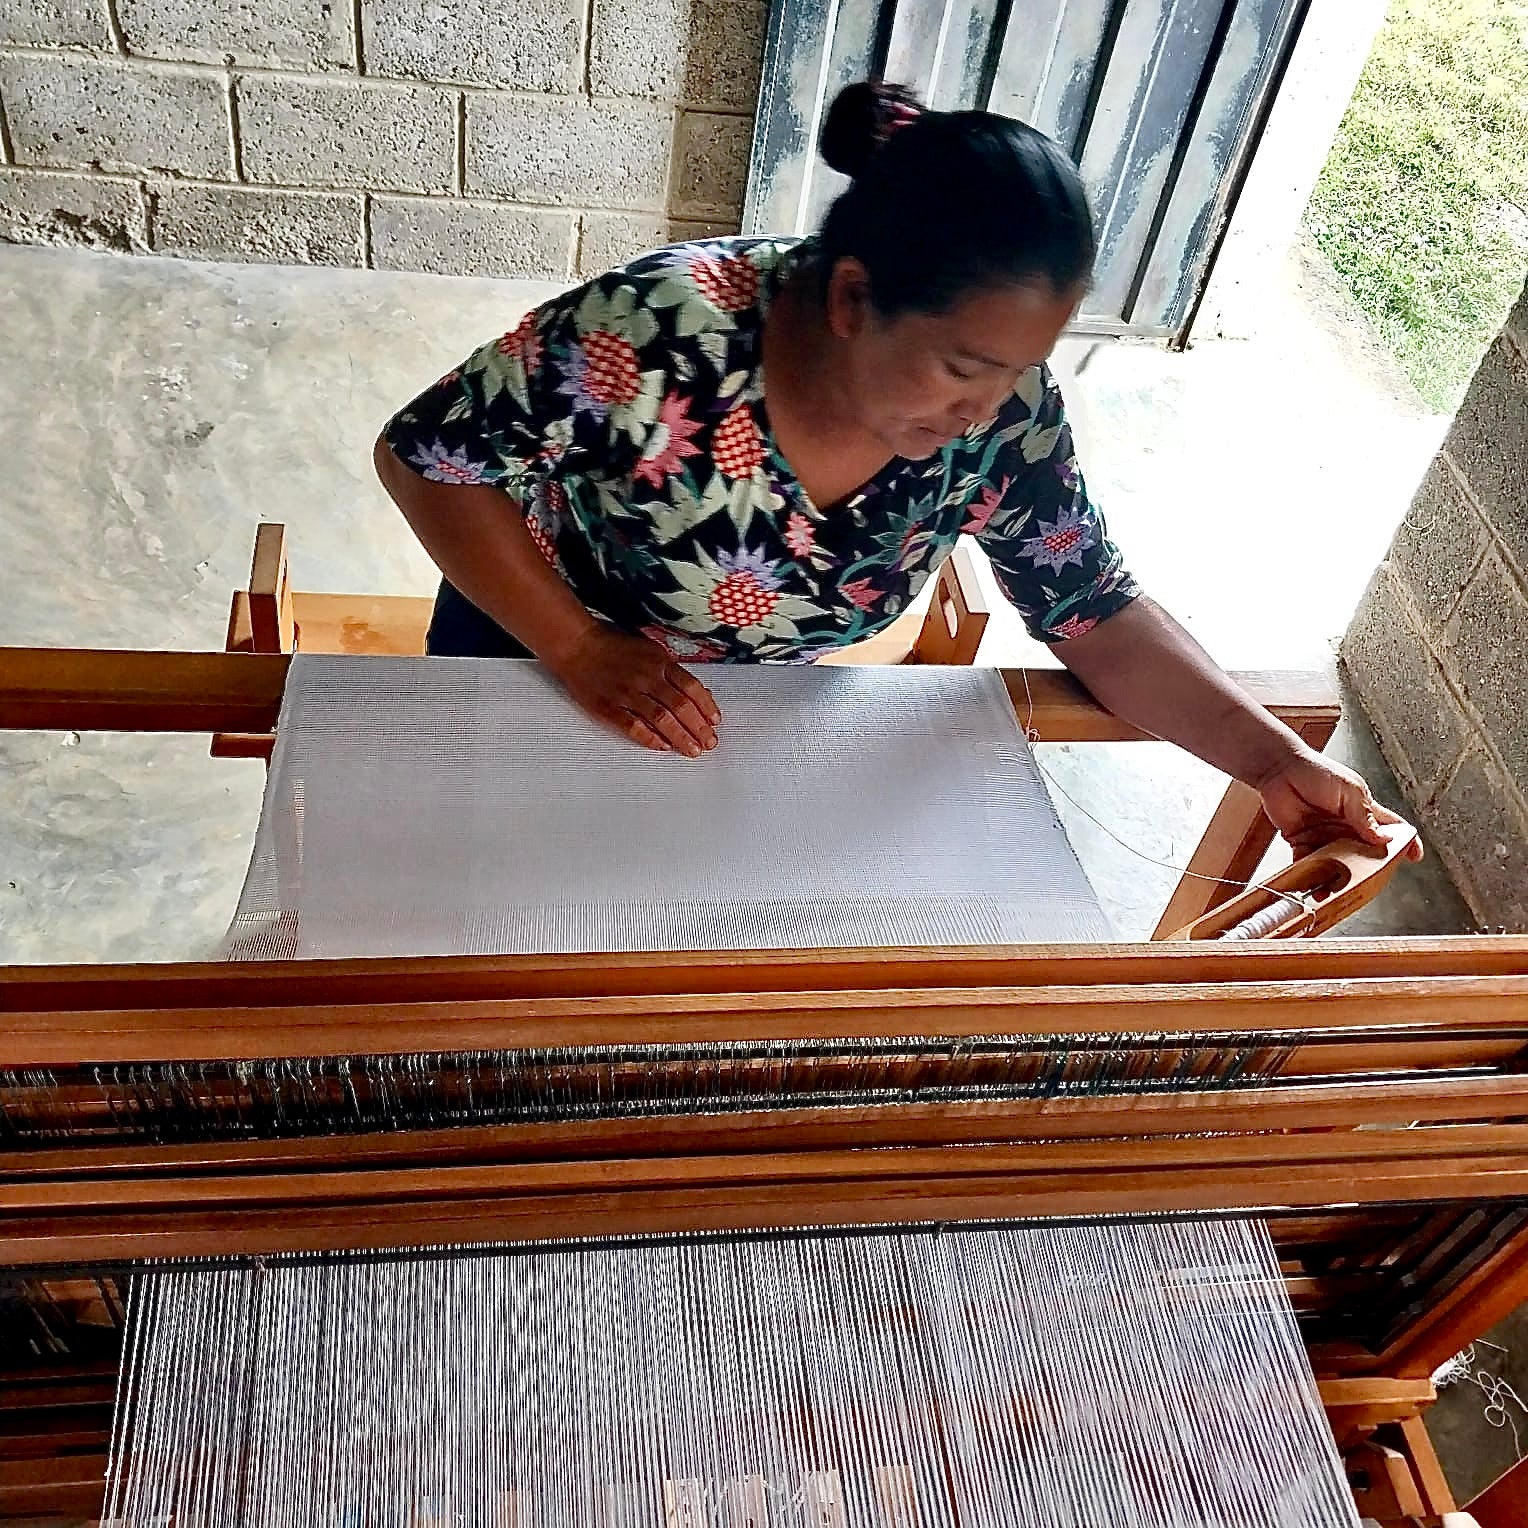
[1306,0,1528,411]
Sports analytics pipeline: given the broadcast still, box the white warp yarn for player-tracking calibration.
[107,1222,1359,1528]
[226,656,1110,958]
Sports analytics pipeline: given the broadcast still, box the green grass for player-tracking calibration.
[1304,0,1528,411]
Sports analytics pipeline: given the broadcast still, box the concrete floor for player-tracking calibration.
[0,238,1512,1498]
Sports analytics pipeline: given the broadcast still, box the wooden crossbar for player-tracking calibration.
[4,968,1526,1064]
[0,646,1337,744]
[9,1138,1528,1268]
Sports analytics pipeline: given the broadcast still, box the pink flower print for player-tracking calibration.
[495,311,543,374]
[708,547,783,628]
[690,252,761,312]
[524,481,567,566]
[582,330,642,404]
[784,512,816,559]
[1049,614,1099,641]
[1017,503,1097,574]
[962,476,1011,535]
[554,333,642,424]
[841,577,880,612]
[408,440,490,485]
[633,391,704,488]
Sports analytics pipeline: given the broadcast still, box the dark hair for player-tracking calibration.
[817,80,1096,315]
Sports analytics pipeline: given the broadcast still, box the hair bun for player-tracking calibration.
[819,80,925,179]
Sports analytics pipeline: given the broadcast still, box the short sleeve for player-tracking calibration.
[970,366,1140,644]
[381,275,649,497]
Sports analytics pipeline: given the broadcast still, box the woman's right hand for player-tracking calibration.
[545,626,721,757]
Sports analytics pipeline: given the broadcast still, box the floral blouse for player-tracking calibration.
[383,236,1139,662]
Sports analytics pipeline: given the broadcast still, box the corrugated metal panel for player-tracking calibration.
[743,0,1308,341]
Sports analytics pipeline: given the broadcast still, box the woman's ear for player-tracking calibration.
[824,257,874,341]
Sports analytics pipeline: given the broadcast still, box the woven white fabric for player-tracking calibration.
[226,656,1110,958]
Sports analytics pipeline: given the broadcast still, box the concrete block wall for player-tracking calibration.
[0,0,767,279]
[1341,277,1528,929]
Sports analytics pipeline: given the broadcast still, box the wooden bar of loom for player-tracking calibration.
[0,638,1516,1527]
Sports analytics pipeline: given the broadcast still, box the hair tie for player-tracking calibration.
[874,99,922,147]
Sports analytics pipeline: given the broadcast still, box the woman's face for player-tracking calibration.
[825,259,1082,459]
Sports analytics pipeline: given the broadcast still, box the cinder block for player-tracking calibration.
[117,0,354,69]
[1446,553,1528,781]
[237,75,453,194]
[0,168,147,250]
[0,55,232,178]
[363,0,580,91]
[1424,748,1528,931]
[589,0,767,108]
[466,95,671,209]
[1387,455,1490,635]
[1444,332,1528,578]
[0,0,113,48]
[371,196,573,279]
[151,182,363,265]
[1339,567,1471,802]
[669,111,751,219]
[576,211,728,276]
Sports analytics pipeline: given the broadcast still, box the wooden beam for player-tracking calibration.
[1004,666,1339,744]
[4,968,1526,1064]
[1375,1221,1528,1377]
[909,543,989,666]
[0,648,289,734]
[9,1139,1528,1266]
[1397,1414,1457,1517]
[0,646,1337,745]
[247,523,296,654]
[5,937,1526,1012]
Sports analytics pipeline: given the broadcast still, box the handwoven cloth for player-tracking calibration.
[225,657,1110,958]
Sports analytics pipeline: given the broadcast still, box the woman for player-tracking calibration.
[376,80,1414,862]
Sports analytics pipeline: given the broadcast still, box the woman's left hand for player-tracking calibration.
[1254,749,1424,862]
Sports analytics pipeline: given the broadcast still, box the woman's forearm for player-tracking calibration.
[374,437,598,667]
[1053,597,1307,788]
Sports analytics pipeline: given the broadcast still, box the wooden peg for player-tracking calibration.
[909,542,989,666]
[248,522,296,654]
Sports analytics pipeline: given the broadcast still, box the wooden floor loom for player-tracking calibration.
[2,536,1526,1525]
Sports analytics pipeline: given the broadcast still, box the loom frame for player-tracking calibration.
[0,644,1520,1526]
